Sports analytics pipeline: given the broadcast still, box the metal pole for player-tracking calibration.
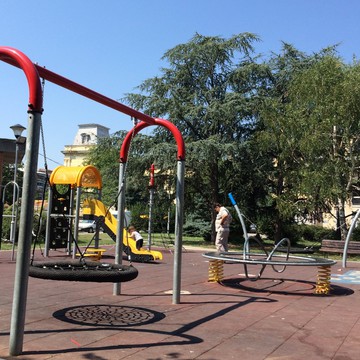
[95,189,102,248]
[10,141,19,261]
[172,160,185,304]
[147,164,155,250]
[73,187,81,258]
[113,162,126,295]
[10,183,20,261]
[68,187,75,255]
[44,185,53,256]
[9,112,41,356]
[343,208,360,268]
[167,206,171,235]
[148,188,154,250]
[228,193,250,254]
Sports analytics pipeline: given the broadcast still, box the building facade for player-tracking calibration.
[62,124,110,167]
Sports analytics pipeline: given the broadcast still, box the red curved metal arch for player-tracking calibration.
[0,46,43,112]
[0,46,156,125]
[0,47,184,162]
[32,65,156,125]
[120,118,185,163]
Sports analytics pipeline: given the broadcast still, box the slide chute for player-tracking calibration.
[83,199,162,262]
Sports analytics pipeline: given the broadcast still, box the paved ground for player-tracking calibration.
[0,244,360,359]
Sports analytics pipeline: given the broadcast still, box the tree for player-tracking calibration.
[252,44,343,241]
[86,130,179,227]
[254,44,360,241]
[88,36,360,245]
[287,56,360,240]
[125,33,268,241]
[1,163,24,205]
[85,131,124,207]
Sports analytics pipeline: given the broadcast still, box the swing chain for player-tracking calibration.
[30,77,49,263]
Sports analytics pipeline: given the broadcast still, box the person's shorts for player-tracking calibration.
[136,239,143,250]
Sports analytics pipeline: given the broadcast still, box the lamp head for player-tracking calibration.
[10,124,26,139]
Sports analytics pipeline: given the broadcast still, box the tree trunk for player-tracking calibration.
[274,212,283,244]
[337,199,347,241]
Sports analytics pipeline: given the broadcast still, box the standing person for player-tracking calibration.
[128,225,144,250]
[214,203,232,252]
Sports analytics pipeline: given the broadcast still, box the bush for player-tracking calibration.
[281,223,337,246]
[128,203,175,234]
[349,227,360,241]
[1,205,12,240]
[1,205,46,243]
[228,221,245,246]
[127,203,149,232]
[183,215,211,241]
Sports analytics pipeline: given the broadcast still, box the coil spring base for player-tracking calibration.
[208,259,224,282]
[315,265,332,295]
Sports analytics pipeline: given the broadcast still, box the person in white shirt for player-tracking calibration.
[214,203,231,252]
[128,225,144,250]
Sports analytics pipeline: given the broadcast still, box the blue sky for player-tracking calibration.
[1,0,360,168]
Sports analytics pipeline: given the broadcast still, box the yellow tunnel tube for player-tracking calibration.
[50,165,102,189]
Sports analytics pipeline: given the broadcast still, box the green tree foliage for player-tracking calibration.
[251,46,313,239]
[125,33,268,240]
[1,163,24,205]
[86,130,153,206]
[87,34,360,245]
[286,57,360,239]
[255,45,360,241]
[85,130,179,229]
[85,131,123,206]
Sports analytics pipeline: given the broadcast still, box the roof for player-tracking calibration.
[49,165,102,189]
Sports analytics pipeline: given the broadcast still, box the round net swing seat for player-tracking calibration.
[29,260,138,283]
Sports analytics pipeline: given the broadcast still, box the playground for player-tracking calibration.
[1,46,360,359]
[1,245,360,359]
[0,46,187,356]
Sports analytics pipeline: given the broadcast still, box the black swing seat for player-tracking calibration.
[29,259,138,283]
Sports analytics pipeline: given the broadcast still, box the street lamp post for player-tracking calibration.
[9,124,26,260]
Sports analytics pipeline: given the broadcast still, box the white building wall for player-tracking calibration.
[62,124,110,167]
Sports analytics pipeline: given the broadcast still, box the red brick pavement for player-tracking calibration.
[0,245,360,359]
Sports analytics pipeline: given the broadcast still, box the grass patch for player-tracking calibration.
[2,232,360,261]
[0,232,212,251]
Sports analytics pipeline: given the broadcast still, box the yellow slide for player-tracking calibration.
[82,199,162,262]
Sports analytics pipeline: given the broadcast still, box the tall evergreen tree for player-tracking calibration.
[125,33,267,240]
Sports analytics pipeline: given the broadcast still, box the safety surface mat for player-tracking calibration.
[331,270,360,284]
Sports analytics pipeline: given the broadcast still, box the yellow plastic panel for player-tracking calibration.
[83,198,163,260]
[50,165,102,189]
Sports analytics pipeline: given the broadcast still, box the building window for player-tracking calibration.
[81,133,91,144]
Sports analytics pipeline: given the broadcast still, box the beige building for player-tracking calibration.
[62,124,110,167]
[321,198,360,230]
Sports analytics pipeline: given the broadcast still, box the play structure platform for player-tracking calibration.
[44,165,162,262]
